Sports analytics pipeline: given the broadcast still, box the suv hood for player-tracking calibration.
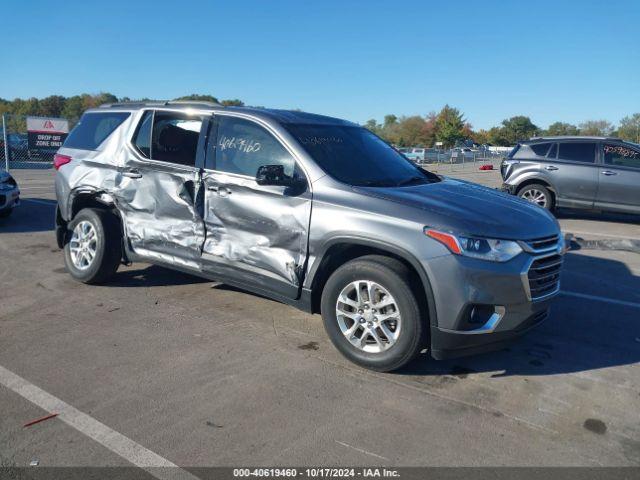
[355,177,559,240]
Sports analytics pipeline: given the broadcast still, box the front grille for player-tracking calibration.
[527,254,562,300]
[525,235,559,252]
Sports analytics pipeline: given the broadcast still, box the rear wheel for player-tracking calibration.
[320,255,426,372]
[519,184,554,210]
[63,208,122,284]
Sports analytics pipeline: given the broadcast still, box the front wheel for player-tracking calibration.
[518,184,554,210]
[63,208,122,284]
[320,255,426,372]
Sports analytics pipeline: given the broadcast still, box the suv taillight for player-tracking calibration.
[53,154,72,170]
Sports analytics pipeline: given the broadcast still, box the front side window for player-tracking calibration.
[214,116,296,178]
[558,142,596,163]
[150,112,202,166]
[603,143,640,169]
[547,143,558,158]
[285,124,439,187]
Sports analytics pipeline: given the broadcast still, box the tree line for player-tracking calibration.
[366,106,640,147]
[1,93,638,147]
[0,93,244,126]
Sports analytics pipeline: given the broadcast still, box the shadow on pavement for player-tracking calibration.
[107,264,208,287]
[0,198,56,233]
[401,251,640,378]
[556,208,640,225]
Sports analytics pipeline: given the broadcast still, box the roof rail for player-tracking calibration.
[528,135,622,142]
[99,100,222,109]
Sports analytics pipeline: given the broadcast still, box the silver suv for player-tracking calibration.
[501,136,640,214]
[55,102,563,371]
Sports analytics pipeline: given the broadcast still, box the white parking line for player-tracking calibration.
[561,291,640,309]
[0,365,199,480]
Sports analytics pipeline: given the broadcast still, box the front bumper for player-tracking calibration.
[0,185,20,212]
[424,245,563,359]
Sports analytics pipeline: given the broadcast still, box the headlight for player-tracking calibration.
[424,228,523,262]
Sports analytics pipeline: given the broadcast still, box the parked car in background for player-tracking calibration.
[450,147,475,160]
[55,101,563,372]
[0,170,20,217]
[0,133,29,161]
[501,136,640,214]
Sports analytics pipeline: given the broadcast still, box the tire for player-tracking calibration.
[0,208,12,218]
[63,208,122,284]
[320,255,426,372]
[518,183,554,210]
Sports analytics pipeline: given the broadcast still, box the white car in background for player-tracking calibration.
[0,171,20,217]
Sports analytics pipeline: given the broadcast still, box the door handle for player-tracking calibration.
[545,165,559,171]
[122,170,142,179]
[601,170,618,176]
[207,185,219,192]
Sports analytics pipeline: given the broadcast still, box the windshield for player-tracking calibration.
[285,124,439,187]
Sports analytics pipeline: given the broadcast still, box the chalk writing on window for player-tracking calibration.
[604,144,639,158]
[219,135,261,153]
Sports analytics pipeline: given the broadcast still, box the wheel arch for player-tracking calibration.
[58,189,127,259]
[306,237,437,327]
[515,177,556,198]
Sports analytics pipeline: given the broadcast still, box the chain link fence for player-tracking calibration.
[1,113,75,171]
[414,151,506,174]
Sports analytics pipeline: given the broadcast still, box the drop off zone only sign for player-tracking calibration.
[27,117,69,151]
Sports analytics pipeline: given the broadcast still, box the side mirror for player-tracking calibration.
[256,164,305,189]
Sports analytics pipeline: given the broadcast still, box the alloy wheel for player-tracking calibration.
[69,221,98,270]
[335,280,402,353]
[521,188,548,208]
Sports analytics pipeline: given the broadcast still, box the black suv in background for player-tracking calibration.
[501,136,640,214]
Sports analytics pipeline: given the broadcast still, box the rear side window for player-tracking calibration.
[530,143,551,156]
[150,112,203,167]
[558,142,596,163]
[132,111,153,158]
[604,143,640,169]
[63,112,130,150]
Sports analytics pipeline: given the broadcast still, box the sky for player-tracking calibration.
[1,0,638,130]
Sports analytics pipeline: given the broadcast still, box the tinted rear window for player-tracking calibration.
[558,142,596,163]
[63,112,130,150]
[530,143,551,156]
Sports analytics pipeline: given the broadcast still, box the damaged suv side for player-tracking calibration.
[55,102,564,371]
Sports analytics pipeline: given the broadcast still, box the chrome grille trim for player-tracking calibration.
[521,251,563,301]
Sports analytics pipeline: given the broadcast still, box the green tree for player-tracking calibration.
[363,119,382,136]
[545,122,579,136]
[396,116,429,147]
[617,113,640,143]
[174,94,220,103]
[486,126,510,146]
[579,120,614,136]
[39,95,66,117]
[500,116,539,144]
[435,105,465,148]
[220,99,244,106]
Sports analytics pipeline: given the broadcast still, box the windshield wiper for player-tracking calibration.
[396,175,427,187]
[357,180,395,187]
